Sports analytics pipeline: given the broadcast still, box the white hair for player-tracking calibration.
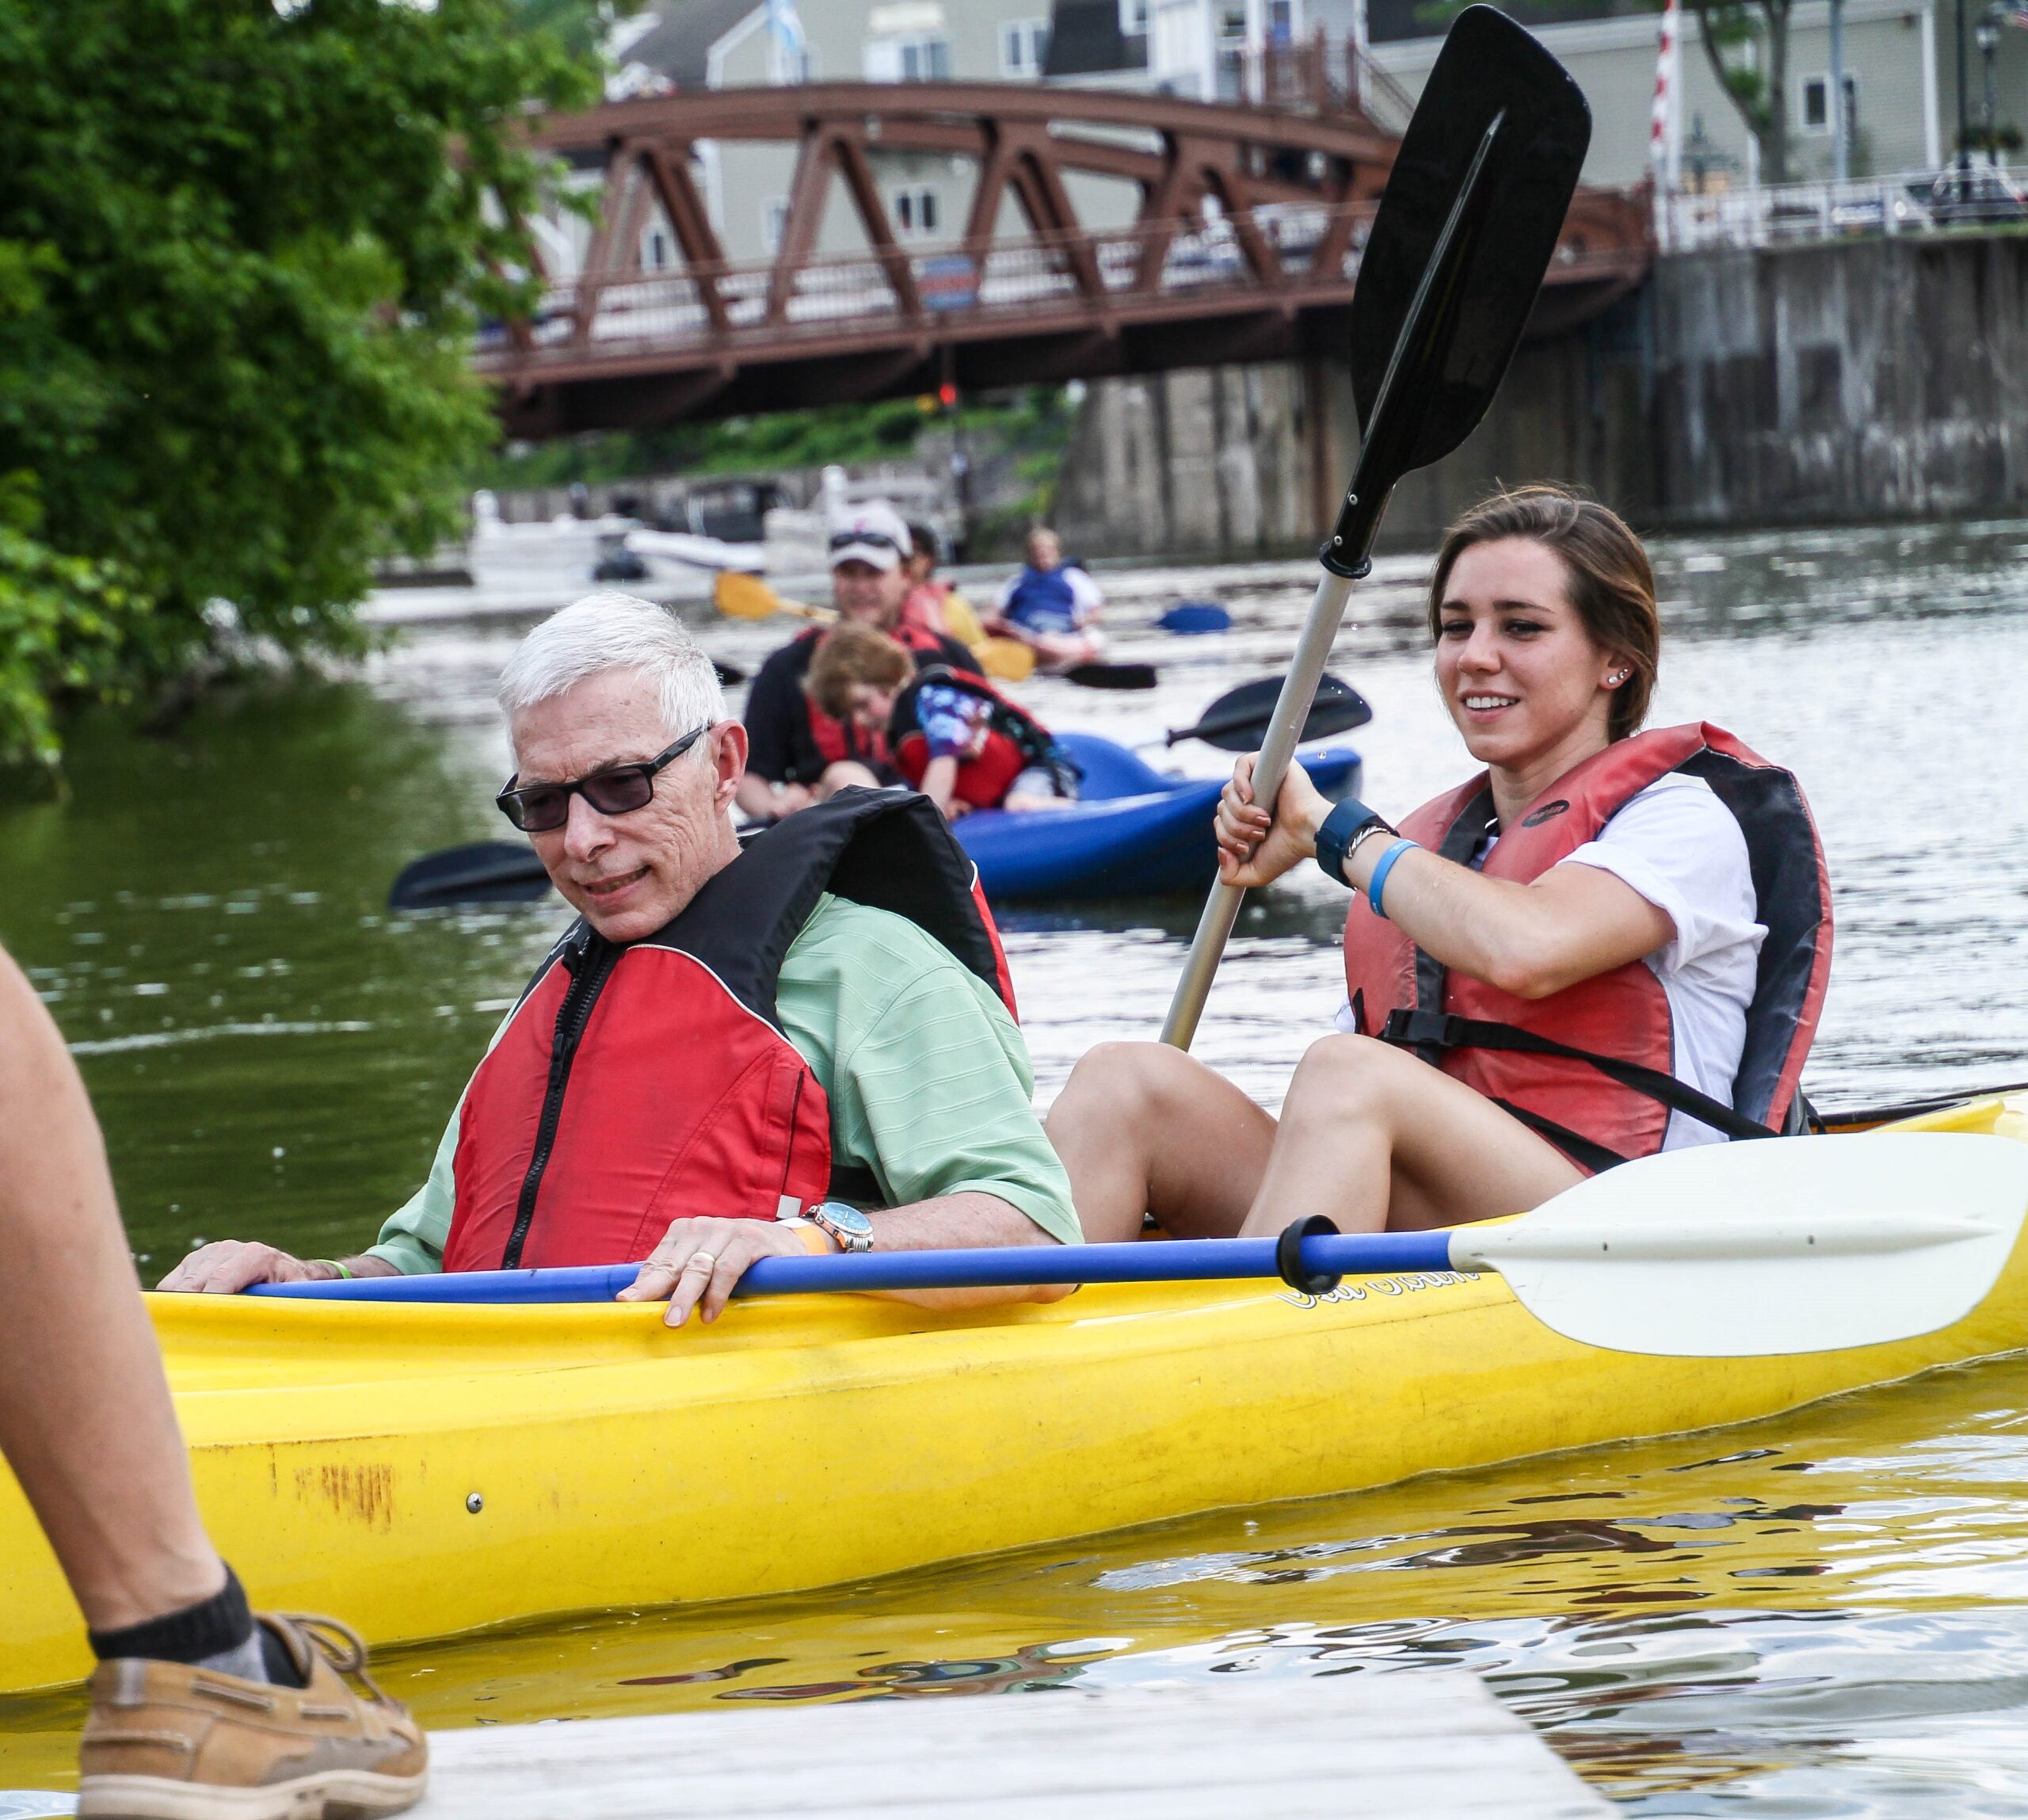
[497,592,726,755]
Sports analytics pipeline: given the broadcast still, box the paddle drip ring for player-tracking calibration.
[1275,1215,1344,1295]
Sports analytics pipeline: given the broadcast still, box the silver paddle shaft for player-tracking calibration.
[1161,566,1359,1049]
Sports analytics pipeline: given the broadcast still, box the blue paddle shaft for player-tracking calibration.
[243,1231,1465,1304]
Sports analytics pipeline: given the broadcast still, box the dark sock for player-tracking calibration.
[86,1565,303,1687]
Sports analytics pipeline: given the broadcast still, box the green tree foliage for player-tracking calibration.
[0,0,594,767]
[1687,0,1793,185]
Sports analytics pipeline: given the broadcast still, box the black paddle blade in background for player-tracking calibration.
[1168,672,1374,750]
[389,841,553,910]
[1064,662,1159,691]
[1348,7,1591,471]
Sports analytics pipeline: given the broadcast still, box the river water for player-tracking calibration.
[3,518,2028,1810]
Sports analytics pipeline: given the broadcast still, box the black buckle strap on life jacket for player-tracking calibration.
[1485,1098,1632,1175]
[1276,1215,1344,1295]
[1405,788,1499,1061]
[1378,1008,1782,1144]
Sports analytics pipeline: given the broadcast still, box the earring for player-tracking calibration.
[1607,670,1629,685]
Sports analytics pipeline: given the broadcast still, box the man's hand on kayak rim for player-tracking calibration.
[156,1243,398,1294]
[619,1216,821,1327]
[622,1196,1076,1327]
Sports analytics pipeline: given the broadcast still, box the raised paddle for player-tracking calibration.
[245,1134,2028,1359]
[1153,673,1373,753]
[1161,6,1590,1050]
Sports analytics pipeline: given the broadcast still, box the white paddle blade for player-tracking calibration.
[1450,1133,2028,1358]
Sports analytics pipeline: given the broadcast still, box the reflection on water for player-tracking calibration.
[2,518,2028,1810]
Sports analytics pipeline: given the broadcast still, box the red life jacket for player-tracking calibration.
[1341,723,1832,1174]
[440,790,1017,1273]
[890,667,1065,810]
[800,620,973,772]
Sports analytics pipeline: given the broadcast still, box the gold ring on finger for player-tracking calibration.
[682,1251,718,1272]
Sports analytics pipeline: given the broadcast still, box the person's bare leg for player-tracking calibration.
[1045,1040,1277,1243]
[1236,1035,1584,1237]
[0,948,224,1631]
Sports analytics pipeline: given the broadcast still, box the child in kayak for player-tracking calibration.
[988,526,1104,672]
[807,624,1077,818]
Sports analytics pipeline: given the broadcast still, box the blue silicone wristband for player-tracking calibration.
[1365,839,1419,920]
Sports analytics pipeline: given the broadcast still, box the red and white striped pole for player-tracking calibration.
[1649,0,1680,249]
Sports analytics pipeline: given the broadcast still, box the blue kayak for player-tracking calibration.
[956,732,1362,901]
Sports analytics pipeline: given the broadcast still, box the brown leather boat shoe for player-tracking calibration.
[78,1612,426,1819]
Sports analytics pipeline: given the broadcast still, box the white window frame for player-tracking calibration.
[867,32,951,81]
[1119,0,1150,34]
[1001,17,1050,75]
[890,185,942,239]
[1797,70,1858,137]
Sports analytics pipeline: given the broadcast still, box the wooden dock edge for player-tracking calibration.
[410,1670,1613,1818]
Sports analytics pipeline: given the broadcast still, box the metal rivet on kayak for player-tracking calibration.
[467,1493,484,1513]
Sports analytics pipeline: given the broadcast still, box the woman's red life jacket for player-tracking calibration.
[800,620,966,771]
[890,668,1062,810]
[1341,723,1832,1174]
[440,790,1017,1273]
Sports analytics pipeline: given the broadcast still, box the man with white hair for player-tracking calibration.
[737,499,982,823]
[163,594,1078,1322]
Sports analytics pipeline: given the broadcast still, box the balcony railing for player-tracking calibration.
[1663,166,2026,251]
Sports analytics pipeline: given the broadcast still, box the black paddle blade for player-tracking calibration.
[1064,662,1158,691]
[1336,7,1589,550]
[1168,671,1374,750]
[713,658,747,686]
[389,841,554,911]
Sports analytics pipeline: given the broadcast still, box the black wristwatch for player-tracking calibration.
[1314,798,1395,886]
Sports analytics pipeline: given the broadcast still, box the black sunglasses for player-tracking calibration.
[495,725,709,834]
[828,529,902,555]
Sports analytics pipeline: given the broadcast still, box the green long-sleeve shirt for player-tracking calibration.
[368,892,1080,1272]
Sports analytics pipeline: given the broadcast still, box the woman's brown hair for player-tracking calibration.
[1426,485,1659,742]
[806,622,913,723]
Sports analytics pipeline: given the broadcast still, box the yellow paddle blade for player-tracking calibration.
[713,571,784,620]
[942,590,987,647]
[980,638,1036,682]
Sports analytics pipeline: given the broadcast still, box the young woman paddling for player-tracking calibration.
[1046,486,1832,1246]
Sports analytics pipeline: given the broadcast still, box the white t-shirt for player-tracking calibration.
[1336,773,1767,1150]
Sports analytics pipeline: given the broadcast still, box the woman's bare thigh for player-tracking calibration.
[1377,1055,1586,1229]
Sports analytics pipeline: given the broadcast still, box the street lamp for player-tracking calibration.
[1975,6,2002,167]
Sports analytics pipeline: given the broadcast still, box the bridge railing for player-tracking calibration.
[481,203,1382,366]
[478,193,1652,377]
[1663,166,2025,250]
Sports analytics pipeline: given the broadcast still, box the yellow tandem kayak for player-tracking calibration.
[2,1093,2023,1696]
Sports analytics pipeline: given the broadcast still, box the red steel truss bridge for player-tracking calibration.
[481,79,1651,437]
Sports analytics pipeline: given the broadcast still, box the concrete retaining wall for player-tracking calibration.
[1053,230,2028,557]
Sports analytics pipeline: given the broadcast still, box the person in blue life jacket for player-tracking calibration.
[806,624,1077,819]
[987,526,1105,672]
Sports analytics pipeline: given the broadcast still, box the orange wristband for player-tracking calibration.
[790,1221,834,1256]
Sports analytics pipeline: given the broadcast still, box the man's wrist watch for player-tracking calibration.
[1313,798,1396,886]
[804,1200,875,1253]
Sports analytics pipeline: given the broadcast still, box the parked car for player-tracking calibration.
[1916,166,2028,225]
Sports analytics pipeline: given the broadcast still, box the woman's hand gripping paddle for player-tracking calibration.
[1160,6,1592,1049]
[250,1133,2028,1361]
